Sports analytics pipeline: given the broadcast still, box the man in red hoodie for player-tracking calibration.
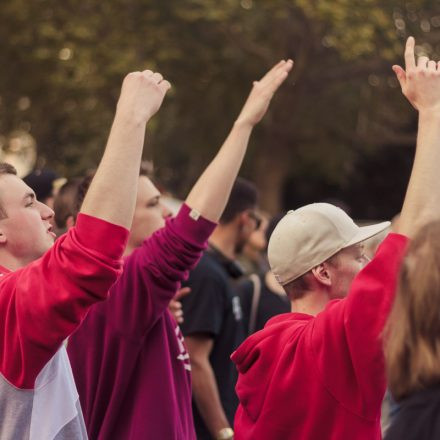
[0,69,171,439]
[232,37,440,440]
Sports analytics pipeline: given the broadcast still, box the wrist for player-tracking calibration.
[418,108,440,120]
[217,427,234,440]
[114,106,149,129]
[233,117,255,131]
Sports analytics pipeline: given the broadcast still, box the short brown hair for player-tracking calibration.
[0,163,18,219]
[384,221,440,400]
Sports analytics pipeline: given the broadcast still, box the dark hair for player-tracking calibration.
[0,163,18,219]
[220,177,258,224]
[73,165,153,221]
[73,174,94,221]
[23,168,58,203]
[266,213,285,244]
[54,179,81,229]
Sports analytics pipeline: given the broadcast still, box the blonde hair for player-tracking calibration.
[384,221,440,400]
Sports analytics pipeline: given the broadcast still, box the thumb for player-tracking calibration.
[392,65,406,88]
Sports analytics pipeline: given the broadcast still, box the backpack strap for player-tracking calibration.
[248,274,262,335]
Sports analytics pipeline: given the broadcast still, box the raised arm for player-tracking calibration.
[310,37,440,417]
[393,37,440,237]
[81,70,171,228]
[185,60,293,222]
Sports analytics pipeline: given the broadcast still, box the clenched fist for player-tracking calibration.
[116,69,171,125]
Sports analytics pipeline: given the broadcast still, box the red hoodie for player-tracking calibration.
[231,233,408,440]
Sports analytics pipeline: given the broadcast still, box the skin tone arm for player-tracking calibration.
[185,59,294,222]
[80,70,171,229]
[184,335,231,437]
[393,37,440,238]
[184,61,293,438]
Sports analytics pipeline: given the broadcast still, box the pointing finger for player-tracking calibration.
[404,36,416,71]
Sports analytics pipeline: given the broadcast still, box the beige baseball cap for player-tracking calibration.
[268,203,390,285]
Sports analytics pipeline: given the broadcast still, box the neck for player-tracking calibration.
[0,252,31,272]
[290,289,329,317]
[209,225,238,260]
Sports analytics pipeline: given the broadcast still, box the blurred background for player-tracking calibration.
[1,0,438,218]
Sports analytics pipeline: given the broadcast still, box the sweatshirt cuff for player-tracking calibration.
[171,203,217,245]
[75,213,129,259]
[381,232,409,250]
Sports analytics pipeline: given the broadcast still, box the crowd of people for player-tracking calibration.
[1,36,440,440]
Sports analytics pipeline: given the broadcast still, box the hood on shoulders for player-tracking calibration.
[231,313,311,422]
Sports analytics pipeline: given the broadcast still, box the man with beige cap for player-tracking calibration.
[232,36,440,440]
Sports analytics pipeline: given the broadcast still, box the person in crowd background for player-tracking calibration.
[23,168,63,209]
[66,60,293,440]
[238,211,268,275]
[53,178,81,236]
[231,36,440,440]
[238,213,290,335]
[0,68,171,439]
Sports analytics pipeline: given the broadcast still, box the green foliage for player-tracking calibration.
[1,0,440,213]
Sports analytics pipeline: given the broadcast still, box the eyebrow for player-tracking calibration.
[23,192,36,202]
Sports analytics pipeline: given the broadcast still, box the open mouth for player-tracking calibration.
[47,226,56,239]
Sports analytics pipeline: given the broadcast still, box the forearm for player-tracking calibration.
[80,112,145,229]
[185,120,253,222]
[398,110,440,237]
[191,360,232,437]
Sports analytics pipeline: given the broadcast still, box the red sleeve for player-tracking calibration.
[91,203,217,340]
[0,214,128,389]
[309,233,408,417]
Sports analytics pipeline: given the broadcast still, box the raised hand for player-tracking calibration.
[393,37,440,112]
[116,69,171,125]
[236,59,294,127]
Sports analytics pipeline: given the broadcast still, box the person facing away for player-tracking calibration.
[0,68,171,439]
[231,36,440,440]
[180,177,260,440]
[66,59,293,440]
[384,222,440,440]
[238,213,290,336]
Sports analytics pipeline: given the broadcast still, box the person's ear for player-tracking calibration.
[311,263,332,287]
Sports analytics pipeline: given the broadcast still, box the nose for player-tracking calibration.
[39,201,54,220]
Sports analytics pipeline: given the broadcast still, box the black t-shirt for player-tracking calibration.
[385,385,440,440]
[238,273,290,335]
[180,250,245,440]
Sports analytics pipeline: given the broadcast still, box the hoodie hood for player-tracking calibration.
[231,312,312,421]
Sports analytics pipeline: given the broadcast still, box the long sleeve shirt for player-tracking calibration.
[232,233,408,440]
[67,204,216,440]
[0,214,128,440]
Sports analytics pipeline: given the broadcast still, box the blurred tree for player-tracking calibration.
[0,0,438,217]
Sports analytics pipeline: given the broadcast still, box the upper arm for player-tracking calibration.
[184,334,215,366]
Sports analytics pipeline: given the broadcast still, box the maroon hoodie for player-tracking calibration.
[232,233,408,440]
[67,204,216,439]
